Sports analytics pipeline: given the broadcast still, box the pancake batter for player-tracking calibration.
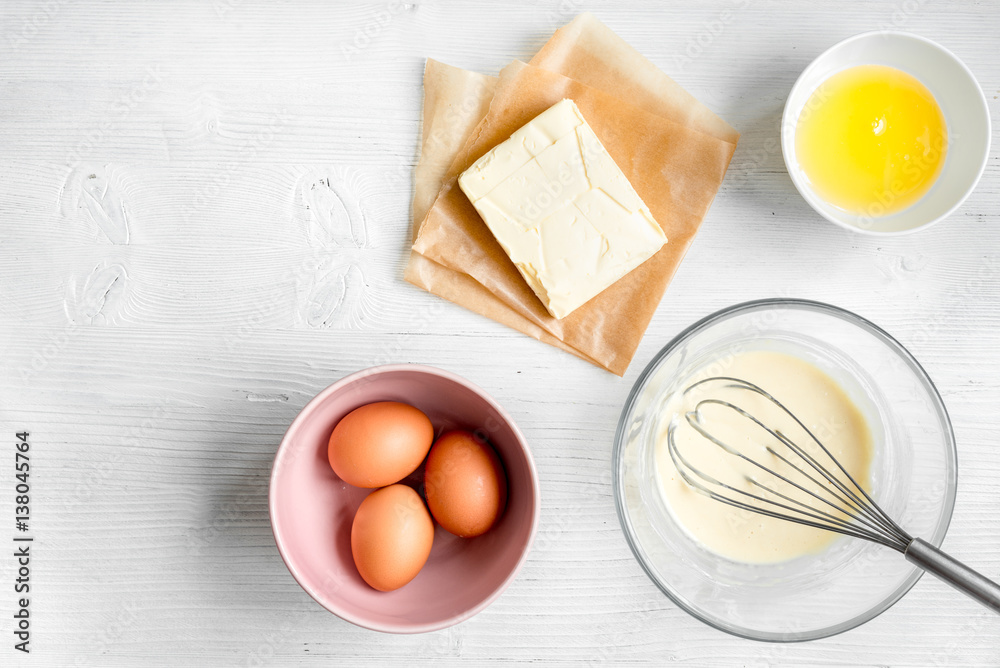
[655,349,874,564]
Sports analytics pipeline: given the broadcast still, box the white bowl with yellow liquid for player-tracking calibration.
[781,31,990,235]
[613,299,957,641]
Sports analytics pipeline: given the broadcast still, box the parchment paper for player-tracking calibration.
[411,59,497,235]
[407,14,738,375]
[529,13,739,144]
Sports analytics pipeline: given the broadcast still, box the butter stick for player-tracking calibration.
[458,99,667,320]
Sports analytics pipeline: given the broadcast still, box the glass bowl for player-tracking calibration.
[613,299,957,641]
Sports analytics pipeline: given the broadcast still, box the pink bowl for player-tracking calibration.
[268,364,540,633]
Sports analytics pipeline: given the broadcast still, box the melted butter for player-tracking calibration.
[795,64,947,216]
[654,350,874,564]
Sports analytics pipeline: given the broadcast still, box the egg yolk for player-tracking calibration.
[795,64,947,217]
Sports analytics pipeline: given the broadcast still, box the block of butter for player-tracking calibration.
[458,99,667,320]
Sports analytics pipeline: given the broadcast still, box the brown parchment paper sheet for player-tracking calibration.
[406,14,738,375]
[529,13,739,144]
[411,59,497,236]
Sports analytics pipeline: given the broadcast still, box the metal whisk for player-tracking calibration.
[667,376,1000,613]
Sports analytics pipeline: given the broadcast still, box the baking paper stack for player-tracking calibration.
[407,13,738,375]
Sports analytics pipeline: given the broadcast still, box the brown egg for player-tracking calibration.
[351,484,435,592]
[424,430,507,538]
[328,402,434,488]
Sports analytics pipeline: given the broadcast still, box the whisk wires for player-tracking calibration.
[667,376,912,553]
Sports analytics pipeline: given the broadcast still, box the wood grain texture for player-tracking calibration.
[1,0,999,665]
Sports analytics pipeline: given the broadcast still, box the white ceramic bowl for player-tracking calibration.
[781,31,990,235]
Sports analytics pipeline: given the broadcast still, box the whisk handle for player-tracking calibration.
[905,537,1000,613]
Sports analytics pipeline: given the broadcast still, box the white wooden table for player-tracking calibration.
[2,1,999,665]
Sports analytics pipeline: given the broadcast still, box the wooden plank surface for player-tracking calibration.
[1,0,999,665]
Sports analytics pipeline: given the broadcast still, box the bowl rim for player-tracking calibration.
[612,298,958,642]
[268,363,541,634]
[780,30,992,236]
